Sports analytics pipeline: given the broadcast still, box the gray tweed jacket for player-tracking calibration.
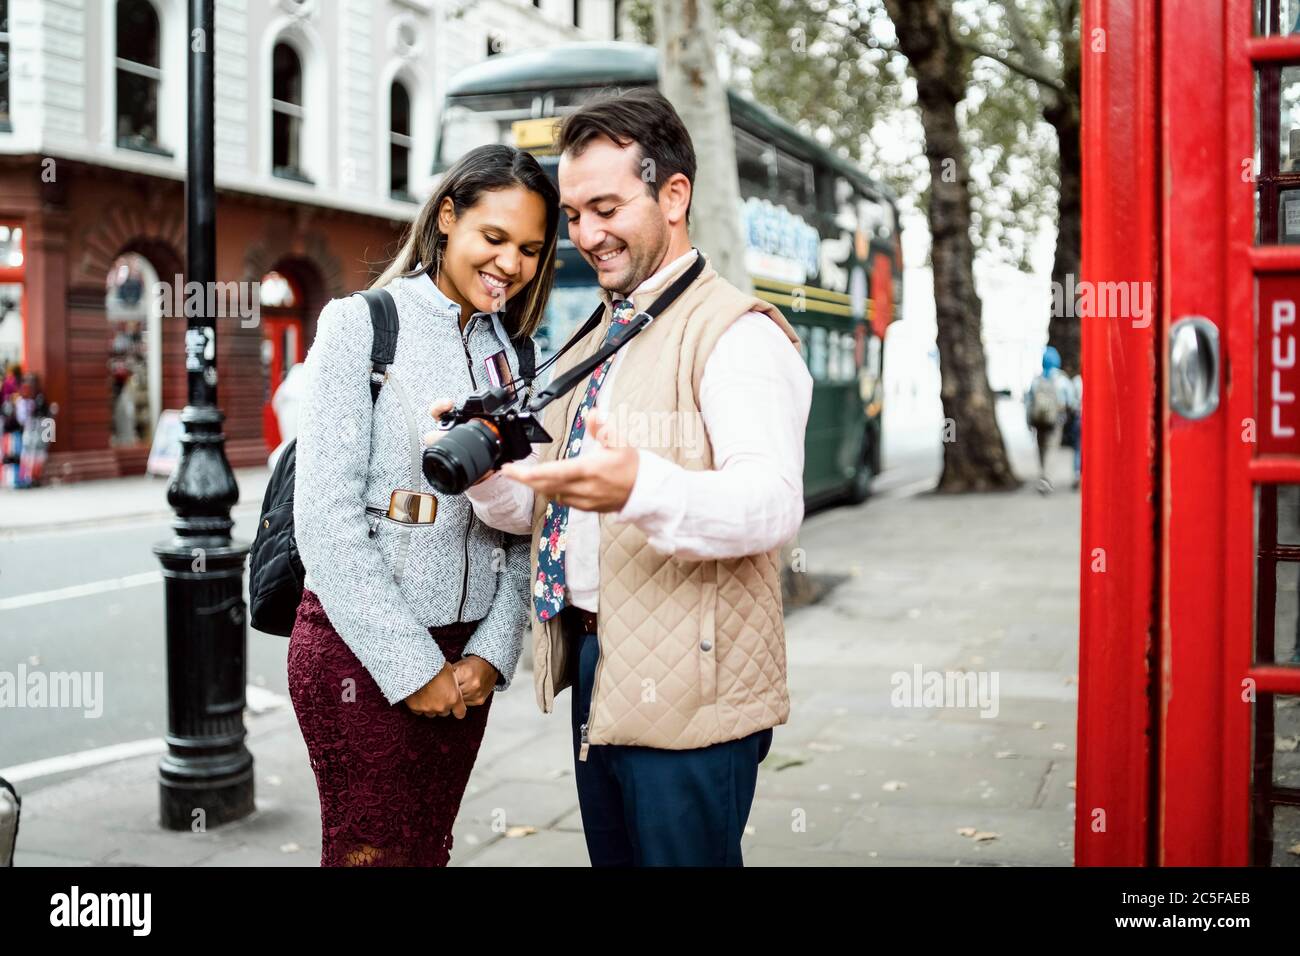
[294,270,530,705]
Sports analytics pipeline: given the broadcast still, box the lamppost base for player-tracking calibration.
[159,748,255,831]
[153,538,254,832]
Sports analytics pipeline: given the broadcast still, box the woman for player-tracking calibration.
[288,144,558,866]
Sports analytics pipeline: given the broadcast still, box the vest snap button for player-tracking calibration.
[700,641,712,652]
[263,519,269,529]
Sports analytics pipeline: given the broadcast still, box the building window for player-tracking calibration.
[106,253,162,447]
[0,0,11,131]
[613,0,622,40]
[272,42,310,183]
[572,0,580,28]
[116,0,163,152]
[390,80,414,201]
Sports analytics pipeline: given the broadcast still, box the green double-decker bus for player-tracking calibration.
[435,42,902,504]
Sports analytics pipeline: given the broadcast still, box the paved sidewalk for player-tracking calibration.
[11,461,1080,866]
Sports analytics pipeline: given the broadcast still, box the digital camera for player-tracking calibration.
[421,385,552,495]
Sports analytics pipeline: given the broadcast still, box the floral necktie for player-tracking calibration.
[533,299,637,623]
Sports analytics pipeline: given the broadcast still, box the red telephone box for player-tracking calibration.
[1080,0,1300,866]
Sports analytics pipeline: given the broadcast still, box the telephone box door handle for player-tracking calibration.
[1169,316,1220,420]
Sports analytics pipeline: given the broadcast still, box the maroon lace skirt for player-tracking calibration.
[287,589,492,867]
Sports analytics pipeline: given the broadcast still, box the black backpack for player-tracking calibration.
[247,289,536,636]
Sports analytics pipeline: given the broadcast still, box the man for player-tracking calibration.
[437,89,812,866]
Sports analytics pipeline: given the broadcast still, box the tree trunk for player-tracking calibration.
[1045,28,1081,376]
[884,0,1018,492]
[652,0,751,291]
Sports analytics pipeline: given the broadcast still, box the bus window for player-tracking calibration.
[536,283,602,366]
[436,92,540,169]
[809,326,828,381]
[774,148,817,223]
[734,126,775,201]
[548,84,648,110]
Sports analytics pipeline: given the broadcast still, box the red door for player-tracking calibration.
[1080,0,1300,867]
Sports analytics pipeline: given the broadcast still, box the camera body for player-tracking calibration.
[421,385,552,495]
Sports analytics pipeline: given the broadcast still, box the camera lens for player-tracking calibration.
[422,419,502,494]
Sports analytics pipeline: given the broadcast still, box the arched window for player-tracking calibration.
[106,253,162,446]
[116,0,162,151]
[390,80,413,201]
[272,42,308,182]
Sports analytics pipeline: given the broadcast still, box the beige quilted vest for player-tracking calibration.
[529,253,800,750]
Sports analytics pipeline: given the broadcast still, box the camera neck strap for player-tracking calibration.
[528,251,707,412]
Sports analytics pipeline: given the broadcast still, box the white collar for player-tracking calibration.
[402,264,496,323]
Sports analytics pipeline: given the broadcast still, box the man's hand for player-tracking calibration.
[499,410,638,512]
[452,655,499,706]
[404,664,467,719]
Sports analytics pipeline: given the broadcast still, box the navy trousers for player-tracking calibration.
[569,626,773,867]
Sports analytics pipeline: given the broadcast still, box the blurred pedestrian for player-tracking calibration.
[1,363,20,404]
[267,362,305,471]
[1025,346,1074,494]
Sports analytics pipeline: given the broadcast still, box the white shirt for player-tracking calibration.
[466,250,813,613]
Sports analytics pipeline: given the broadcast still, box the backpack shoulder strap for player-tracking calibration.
[354,288,399,403]
[512,333,536,381]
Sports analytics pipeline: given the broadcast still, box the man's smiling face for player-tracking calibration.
[558,135,671,296]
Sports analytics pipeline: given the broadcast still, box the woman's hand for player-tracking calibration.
[404,664,467,719]
[425,398,501,486]
[423,398,457,448]
[453,655,499,706]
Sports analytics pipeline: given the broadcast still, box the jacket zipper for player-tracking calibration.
[578,587,604,762]
[455,314,479,623]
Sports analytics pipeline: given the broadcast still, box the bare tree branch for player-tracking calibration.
[999,0,1052,76]
[956,37,1066,93]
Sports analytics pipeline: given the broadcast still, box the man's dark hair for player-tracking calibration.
[557,87,697,220]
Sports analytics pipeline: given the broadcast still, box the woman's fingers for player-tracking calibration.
[424,399,456,448]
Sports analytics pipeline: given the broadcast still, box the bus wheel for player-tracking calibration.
[847,439,874,505]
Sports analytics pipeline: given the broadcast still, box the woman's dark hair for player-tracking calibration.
[556,87,697,221]
[373,144,560,337]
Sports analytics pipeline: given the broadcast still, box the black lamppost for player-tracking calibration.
[152,0,254,831]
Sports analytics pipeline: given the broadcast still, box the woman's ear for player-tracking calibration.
[437,197,457,235]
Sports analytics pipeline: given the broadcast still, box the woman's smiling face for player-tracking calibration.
[436,185,549,317]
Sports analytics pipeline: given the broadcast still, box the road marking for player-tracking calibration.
[0,737,166,784]
[0,570,162,611]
